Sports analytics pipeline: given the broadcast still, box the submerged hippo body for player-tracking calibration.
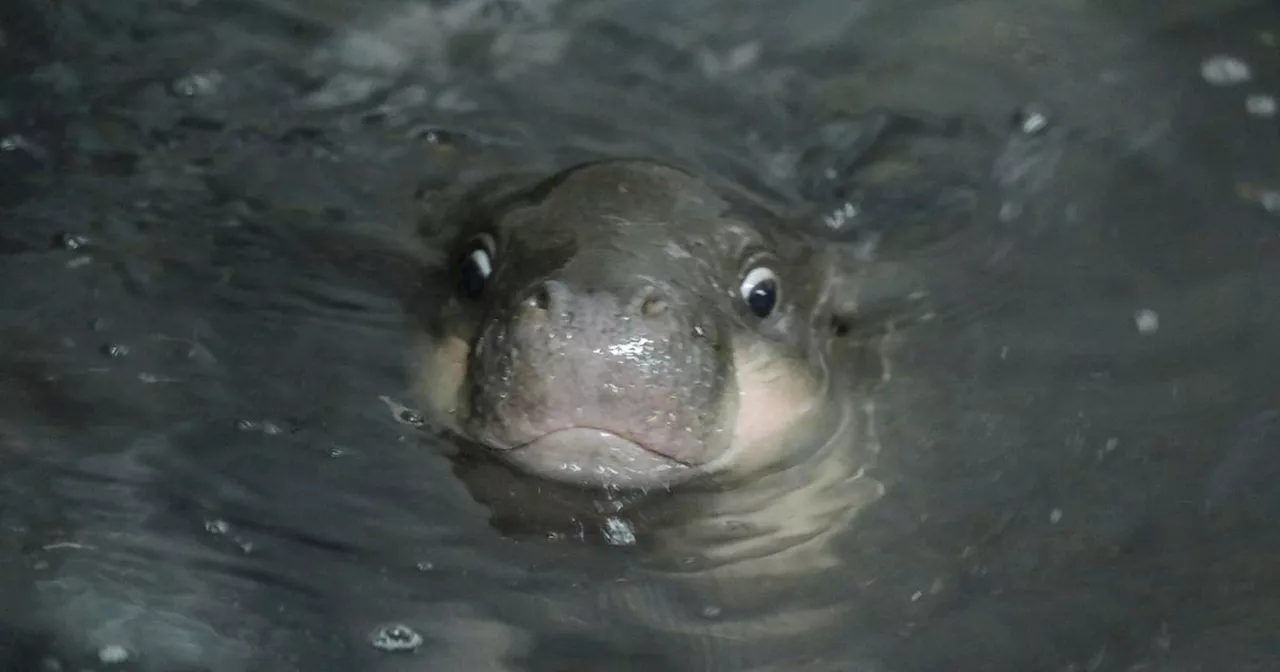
[413,158,869,490]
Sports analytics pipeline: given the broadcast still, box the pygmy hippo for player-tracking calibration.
[413,158,871,491]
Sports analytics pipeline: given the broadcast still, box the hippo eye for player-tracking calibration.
[458,234,495,299]
[739,265,779,319]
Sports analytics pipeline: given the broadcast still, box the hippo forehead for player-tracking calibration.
[491,162,773,293]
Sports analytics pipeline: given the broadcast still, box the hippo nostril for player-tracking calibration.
[632,286,671,319]
[524,280,566,313]
[533,285,553,311]
[641,296,668,317]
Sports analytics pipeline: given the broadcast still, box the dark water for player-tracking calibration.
[2,0,1279,670]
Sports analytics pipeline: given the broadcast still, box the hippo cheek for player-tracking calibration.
[412,332,471,431]
[706,341,829,478]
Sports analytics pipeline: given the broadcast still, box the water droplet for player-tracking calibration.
[100,343,129,358]
[1246,93,1277,118]
[1201,55,1251,85]
[97,644,130,664]
[369,624,423,652]
[602,517,636,546]
[52,232,90,251]
[999,201,1023,222]
[170,71,223,98]
[823,201,859,230]
[412,128,458,145]
[1012,105,1050,134]
[1134,309,1159,334]
[1260,190,1280,214]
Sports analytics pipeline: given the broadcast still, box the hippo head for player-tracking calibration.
[413,159,861,490]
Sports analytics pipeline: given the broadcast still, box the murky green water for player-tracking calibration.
[2,1,1279,670]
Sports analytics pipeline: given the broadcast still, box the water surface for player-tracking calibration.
[2,1,1279,670]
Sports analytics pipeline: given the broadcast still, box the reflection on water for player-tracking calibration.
[2,0,1280,670]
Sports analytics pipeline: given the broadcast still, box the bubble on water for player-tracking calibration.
[1200,55,1251,85]
[370,624,424,652]
[97,644,130,664]
[205,519,230,536]
[381,396,426,427]
[1135,309,1159,334]
[1049,508,1063,524]
[416,561,434,571]
[601,517,636,547]
[701,605,722,618]
[1245,93,1277,118]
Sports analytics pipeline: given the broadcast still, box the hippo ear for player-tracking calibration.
[811,243,932,342]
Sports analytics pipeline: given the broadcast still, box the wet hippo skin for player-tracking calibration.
[413,158,865,491]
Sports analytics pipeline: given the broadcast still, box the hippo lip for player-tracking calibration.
[509,426,694,466]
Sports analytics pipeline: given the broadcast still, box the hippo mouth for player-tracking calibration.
[491,426,696,487]
[516,427,689,462]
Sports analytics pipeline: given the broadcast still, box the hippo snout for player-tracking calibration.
[466,273,731,481]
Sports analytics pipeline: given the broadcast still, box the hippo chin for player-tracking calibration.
[413,159,860,490]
